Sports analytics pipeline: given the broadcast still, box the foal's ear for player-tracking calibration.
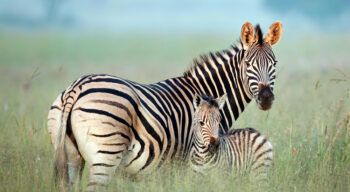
[265,21,283,46]
[216,94,227,110]
[241,21,255,49]
[193,94,202,109]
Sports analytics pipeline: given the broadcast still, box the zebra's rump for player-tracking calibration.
[69,74,168,173]
[49,73,194,174]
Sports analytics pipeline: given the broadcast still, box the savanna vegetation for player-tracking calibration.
[0,32,349,191]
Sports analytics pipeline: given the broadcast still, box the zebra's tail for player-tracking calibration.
[47,93,64,188]
[54,89,78,189]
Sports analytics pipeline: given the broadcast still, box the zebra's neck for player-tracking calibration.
[191,134,212,163]
[184,42,253,130]
[190,136,230,172]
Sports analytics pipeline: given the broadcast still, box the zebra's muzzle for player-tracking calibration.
[208,137,219,154]
[256,84,274,111]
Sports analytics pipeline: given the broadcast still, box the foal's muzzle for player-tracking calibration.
[208,137,219,154]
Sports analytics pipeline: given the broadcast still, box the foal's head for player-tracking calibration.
[192,94,227,153]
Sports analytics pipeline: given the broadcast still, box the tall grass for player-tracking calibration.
[0,32,349,191]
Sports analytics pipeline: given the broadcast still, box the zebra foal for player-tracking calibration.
[189,94,273,180]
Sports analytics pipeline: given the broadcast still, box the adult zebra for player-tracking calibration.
[47,21,282,191]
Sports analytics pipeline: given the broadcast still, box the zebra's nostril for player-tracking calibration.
[258,86,274,100]
[260,92,273,101]
[257,85,274,111]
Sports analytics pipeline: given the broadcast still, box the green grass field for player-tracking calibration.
[0,32,349,191]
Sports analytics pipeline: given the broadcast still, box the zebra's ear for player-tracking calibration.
[193,94,202,109]
[216,94,227,110]
[265,21,283,46]
[241,22,255,49]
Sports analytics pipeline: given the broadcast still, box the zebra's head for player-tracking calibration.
[240,21,283,111]
[192,94,227,153]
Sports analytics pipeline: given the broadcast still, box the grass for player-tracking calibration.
[0,32,349,191]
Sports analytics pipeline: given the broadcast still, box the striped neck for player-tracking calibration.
[190,135,228,172]
[183,42,253,131]
[190,133,216,169]
[152,42,254,159]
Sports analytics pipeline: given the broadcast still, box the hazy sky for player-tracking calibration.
[0,0,349,34]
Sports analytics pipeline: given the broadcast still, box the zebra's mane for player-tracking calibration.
[183,40,244,78]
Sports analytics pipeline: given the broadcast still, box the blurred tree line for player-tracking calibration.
[265,0,350,24]
[44,0,64,23]
[0,0,74,27]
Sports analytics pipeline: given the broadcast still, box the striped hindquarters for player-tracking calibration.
[226,128,273,179]
[48,74,193,177]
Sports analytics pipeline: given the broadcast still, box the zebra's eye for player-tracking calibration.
[199,121,205,126]
[245,61,251,67]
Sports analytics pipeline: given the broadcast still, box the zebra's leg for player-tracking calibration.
[65,135,85,190]
[70,97,133,191]
[251,160,273,184]
[71,121,131,191]
[84,137,129,192]
[250,150,273,183]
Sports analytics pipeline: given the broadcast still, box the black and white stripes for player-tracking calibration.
[189,94,273,180]
[47,21,282,191]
